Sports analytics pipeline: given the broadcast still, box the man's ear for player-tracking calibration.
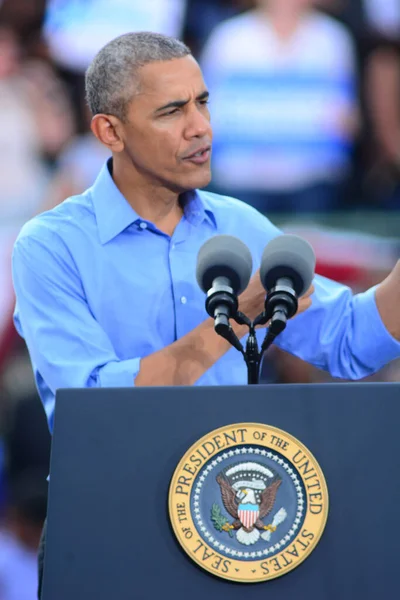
[90,114,125,153]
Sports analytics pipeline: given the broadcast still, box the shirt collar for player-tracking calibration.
[91,159,140,244]
[181,189,218,230]
[90,159,217,244]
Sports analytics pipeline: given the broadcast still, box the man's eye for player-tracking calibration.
[164,108,179,116]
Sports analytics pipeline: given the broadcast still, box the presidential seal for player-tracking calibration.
[169,423,328,583]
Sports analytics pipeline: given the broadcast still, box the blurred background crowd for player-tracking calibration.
[0,0,399,597]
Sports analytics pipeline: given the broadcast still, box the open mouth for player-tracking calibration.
[184,147,211,164]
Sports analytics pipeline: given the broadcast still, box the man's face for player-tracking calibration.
[119,56,212,193]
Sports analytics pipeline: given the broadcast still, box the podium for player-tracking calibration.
[42,383,400,599]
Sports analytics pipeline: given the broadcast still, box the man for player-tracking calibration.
[10,32,400,596]
[11,31,400,424]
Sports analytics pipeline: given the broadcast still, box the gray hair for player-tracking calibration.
[85,31,191,121]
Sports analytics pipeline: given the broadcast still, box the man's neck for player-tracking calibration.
[111,158,184,236]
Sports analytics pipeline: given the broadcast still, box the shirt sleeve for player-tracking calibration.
[12,233,142,396]
[273,274,400,379]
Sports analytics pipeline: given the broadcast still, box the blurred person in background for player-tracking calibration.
[0,0,46,59]
[184,0,252,56]
[0,469,47,600]
[41,103,111,211]
[0,22,74,394]
[201,0,360,214]
[2,394,51,488]
[0,349,51,600]
[319,0,400,209]
[43,0,187,71]
[362,1,400,208]
[0,25,74,224]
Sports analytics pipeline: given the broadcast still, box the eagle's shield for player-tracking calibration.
[238,504,259,529]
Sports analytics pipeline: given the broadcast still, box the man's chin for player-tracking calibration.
[170,168,212,193]
[187,169,212,190]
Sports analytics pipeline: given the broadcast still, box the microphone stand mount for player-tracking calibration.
[209,289,294,384]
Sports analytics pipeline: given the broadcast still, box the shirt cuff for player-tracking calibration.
[97,358,141,387]
[355,286,400,368]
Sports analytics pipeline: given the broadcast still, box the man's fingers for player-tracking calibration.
[294,289,314,318]
[302,283,315,298]
[299,297,312,311]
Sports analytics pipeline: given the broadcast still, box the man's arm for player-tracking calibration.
[11,234,246,392]
[136,275,313,386]
[271,270,400,380]
[145,256,400,386]
[12,232,274,394]
[12,232,312,394]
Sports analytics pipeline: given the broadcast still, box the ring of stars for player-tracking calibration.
[192,446,305,560]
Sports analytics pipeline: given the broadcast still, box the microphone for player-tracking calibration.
[259,234,316,336]
[196,235,253,338]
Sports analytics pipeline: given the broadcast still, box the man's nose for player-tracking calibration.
[184,107,211,139]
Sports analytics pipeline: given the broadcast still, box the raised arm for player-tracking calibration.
[272,269,400,380]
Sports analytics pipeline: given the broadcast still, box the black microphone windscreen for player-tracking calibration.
[196,235,253,295]
[260,234,316,296]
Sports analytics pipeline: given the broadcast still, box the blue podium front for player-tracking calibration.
[42,383,400,599]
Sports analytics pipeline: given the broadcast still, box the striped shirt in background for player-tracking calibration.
[201,10,358,194]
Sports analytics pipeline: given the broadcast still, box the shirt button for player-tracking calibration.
[139,222,147,229]
[171,243,176,250]
[180,296,187,304]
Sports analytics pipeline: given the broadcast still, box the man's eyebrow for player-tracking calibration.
[197,90,210,102]
[154,90,209,113]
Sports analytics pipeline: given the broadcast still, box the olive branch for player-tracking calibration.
[211,503,234,537]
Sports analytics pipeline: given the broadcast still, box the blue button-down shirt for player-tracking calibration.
[12,161,400,431]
